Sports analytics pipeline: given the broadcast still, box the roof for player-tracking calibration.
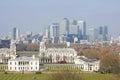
[79,56,99,63]
[0,48,10,53]
[46,48,77,52]
[9,56,39,61]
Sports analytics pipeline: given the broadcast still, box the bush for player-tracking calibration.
[4,71,7,74]
[35,71,41,74]
[48,70,83,80]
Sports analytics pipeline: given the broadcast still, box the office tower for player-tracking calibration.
[26,31,32,43]
[69,19,77,25]
[88,27,97,41]
[60,18,69,35]
[43,26,50,43]
[44,26,50,39]
[12,27,20,40]
[8,32,12,40]
[68,24,79,43]
[98,26,108,41]
[50,23,60,43]
[77,20,86,40]
[98,26,108,35]
[69,25,79,35]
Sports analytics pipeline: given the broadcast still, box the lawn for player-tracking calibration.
[0,73,119,80]
[17,51,38,54]
[0,74,49,80]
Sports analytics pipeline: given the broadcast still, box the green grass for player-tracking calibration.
[17,51,38,54]
[0,73,119,80]
[0,74,50,80]
[82,73,113,80]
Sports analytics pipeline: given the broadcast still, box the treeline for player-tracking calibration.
[74,45,120,74]
[16,43,39,51]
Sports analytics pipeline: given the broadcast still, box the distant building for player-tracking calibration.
[0,40,16,63]
[69,25,79,35]
[8,55,39,71]
[60,18,69,35]
[77,21,86,40]
[74,56,100,71]
[0,39,11,46]
[26,31,32,43]
[39,42,77,63]
[50,23,60,43]
[88,27,97,42]
[98,26,108,41]
[12,27,20,40]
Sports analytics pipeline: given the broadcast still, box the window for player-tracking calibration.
[31,67,32,70]
[10,67,12,70]
[36,67,37,70]
[15,67,16,70]
[10,62,12,65]
[96,67,97,70]
[35,62,37,65]
[31,62,32,65]
[15,62,16,65]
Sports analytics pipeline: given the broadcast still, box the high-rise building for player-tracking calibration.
[60,18,69,35]
[12,27,20,40]
[50,23,59,38]
[26,31,32,43]
[98,26,108,41]
[50,23,60,43]
[88,27,98,41]
[69,19,77,25]
[68,24,79,43]
[77,21,86,40]
[44,26,50,39]
[69,25,79,35]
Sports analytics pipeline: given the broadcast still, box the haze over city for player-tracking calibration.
[0,0,120,38]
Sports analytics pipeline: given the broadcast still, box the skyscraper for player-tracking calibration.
[12,27,20,40]
[88,27,97,41]
[50,23,59,43]
[26,31,32,43]
[77,21,86,40]
[98,26,108,41]
[60,18,69,35]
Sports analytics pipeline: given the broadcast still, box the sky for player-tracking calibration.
[0,0,120,38]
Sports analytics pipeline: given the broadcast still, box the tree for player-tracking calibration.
[100,53,120,74]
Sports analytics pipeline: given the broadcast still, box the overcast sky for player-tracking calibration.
[0,0,120,38]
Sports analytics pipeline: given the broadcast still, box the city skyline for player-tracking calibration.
[0,0,120,38]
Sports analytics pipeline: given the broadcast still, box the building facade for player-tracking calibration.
[74,56,100,71]
[8,55,39,71]
[0,40,16,63]
[12,27,20,40]
[77,21,86,40]
[39,42,77,63]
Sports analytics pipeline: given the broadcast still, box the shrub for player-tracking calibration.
[48,70,83,80]
[35,71,41,74]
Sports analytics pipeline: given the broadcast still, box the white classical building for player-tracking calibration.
[74,56,100,71]
[0,40,16,63]
[39,42,77,63]
[8,55,39,71]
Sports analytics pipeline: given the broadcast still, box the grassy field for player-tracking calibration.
[0,73,119,80]
[17,51,38,54]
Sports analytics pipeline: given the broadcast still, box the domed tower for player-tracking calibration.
[39,42,46,56]
[10,40,16,58]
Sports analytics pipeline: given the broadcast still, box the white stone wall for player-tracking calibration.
[40,48,77,63]
[8,59,39,71]
[74,57,100,71]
